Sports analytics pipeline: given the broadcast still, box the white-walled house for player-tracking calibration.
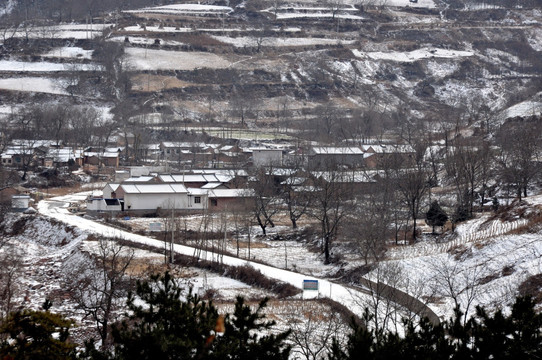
[251,148,283,167]
[87,183,208,215]
[122,184,191,212]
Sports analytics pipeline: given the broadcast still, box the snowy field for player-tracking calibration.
[42,47,93,59]
[372,199,542,320]
[109,36,186,47]
[211,35,357,47]
[4,24,111,40]
[124,3,233,15]
[0,60,99,72]
[385,0,436,8]
[274,13,364,20]
[354,48,474,62]
[500,93,542,119]
[0,77,67,95]
[125,47,231,70]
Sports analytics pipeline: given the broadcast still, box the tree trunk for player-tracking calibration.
[323,234,330,265]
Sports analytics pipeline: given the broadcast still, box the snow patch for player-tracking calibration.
[125,48,230,70]
[0,77,67,94]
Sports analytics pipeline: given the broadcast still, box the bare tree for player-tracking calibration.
[496,116,542,200]
[0,243,23,321]
[430,260,484,325]
[250,166,281,235]
[69,237,134,349]
[394,162,431,241]
[309,164,353,264]
[281,163,311,229]
[348,189,392,265]
[289,306,348,360]
[445,139,484,217]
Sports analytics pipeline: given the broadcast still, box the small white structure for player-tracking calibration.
[122,184,191,212]
[251,148,283,167]
[11,195,30,212]
[115,170,130,182]
[86,197,122,212]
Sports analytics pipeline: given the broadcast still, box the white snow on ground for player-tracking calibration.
[425,60,459,80]
[5,24,111,40]
[38,193,375,321]
[119,25,300,34]
[124,3,233,15]
[125,47,231,70]
[0,60,100,72]
[109,36,186,47]
[42,47,93,59]
[374,205,542,321]
[500,94,542,119]
[211,35,357,47]
[526,28,542,51]
[274,13,364,20]
[121,25,192,33]
[354,48,473,62]
[385,0,436,8]
[0,77,67,94]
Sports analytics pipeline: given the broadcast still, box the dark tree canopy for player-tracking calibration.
[98,272,291,360]
[426,200,448,234]
[329,296,542,360]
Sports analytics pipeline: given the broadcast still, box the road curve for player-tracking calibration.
[37,193,439,327]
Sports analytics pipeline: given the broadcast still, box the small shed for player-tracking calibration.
[11,195,31,212]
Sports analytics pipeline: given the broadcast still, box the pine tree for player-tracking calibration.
[329,296,542,359]
[104,271,291,360]
[0,309,77,360]
[210,296,291,360]
[110,272,219,360]
[426,200,448,234]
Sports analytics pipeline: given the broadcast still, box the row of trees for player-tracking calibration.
[0,272,291,360]
[245,114,542,264]
[1,271,541,360]
[330,296,542,359]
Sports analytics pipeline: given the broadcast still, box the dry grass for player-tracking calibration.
[131,74,194,92]
[43,185,83,197]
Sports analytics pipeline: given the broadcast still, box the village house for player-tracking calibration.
[360,144,416,168]
[308,146,365,169]
[251,147,283,167]
[87,169,251,216]
[208,188,253,211]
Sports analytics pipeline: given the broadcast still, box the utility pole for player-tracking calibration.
[170,206,175,264]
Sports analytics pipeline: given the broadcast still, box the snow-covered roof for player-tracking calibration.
[201,182,224,189]
[361,144,415,153]
[3,146,33,155]
[123,176,155,183]
[187,188,209,196]
[105,147,124,153]
[105,183,121,192]
[12,139,56,148]
[311,146,363,155]
[158,174,221,183]
[250,147,283,152]
[101,152,119,158]
[209,189,254,198]
[121,183,188,194]
[161,141,206,148]
[46,148,75,162]
[312,171,379,183]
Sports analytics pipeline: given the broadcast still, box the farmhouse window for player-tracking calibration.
[211,199,218,207]
[194,196,201,204]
